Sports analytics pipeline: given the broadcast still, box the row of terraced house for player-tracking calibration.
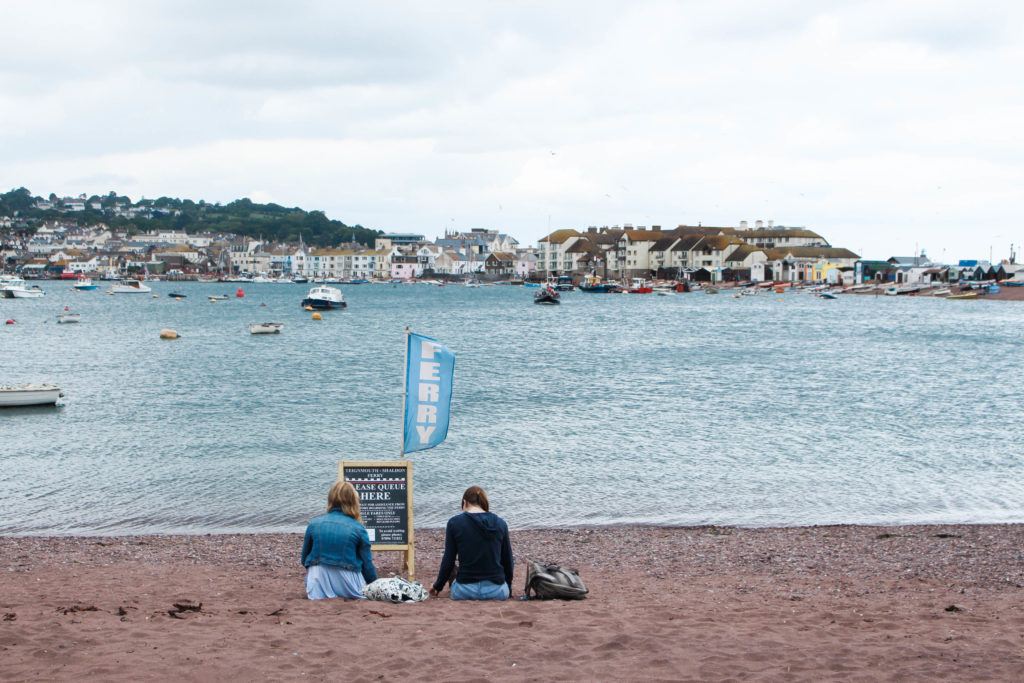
[536,220,861,283]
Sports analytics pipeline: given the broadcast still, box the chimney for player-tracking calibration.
[652,225,661,231]
[767,219,774,228]
[588,227,597,234]
[740,220,748,230]
[755,220,764,229]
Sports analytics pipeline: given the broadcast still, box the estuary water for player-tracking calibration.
[2,282,1023,535]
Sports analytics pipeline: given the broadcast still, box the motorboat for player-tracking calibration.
[57,307,81,323]
[819,291,838,300]
[109,279,152,294]
[73,277,98,291]
[464,278,482,288]
[168,292,187,298]
[208,294,230,301]
[249,322,284,334]
[346,278,370,285]
[301,285,347,309]
[553,276,575,292]
[251,275,275,283]
[578,275,617,293]
[0,383,63,408]
[1,277,45,298]
[291,275,309,284]
[627,278,653,294]
[533,285,560,305]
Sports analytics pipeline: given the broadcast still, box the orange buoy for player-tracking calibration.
[236,288,245,298]
[311,312,322,320]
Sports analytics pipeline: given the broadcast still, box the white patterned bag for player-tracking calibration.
[363,577,429,603]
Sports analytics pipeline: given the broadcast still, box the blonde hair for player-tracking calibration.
[327,480,362,521]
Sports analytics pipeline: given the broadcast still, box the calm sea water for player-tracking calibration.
[2,282,1023,535]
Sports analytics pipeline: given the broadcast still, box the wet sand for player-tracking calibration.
[2,524,1022,681]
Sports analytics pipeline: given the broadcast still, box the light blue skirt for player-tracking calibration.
[305,564,367,600]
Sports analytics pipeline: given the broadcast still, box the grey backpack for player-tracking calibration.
[523,560,588,600]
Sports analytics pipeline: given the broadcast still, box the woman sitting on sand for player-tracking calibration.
[301,481,377,600]
[429,485,514,601]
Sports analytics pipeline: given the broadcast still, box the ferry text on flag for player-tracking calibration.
[402,331,455,454]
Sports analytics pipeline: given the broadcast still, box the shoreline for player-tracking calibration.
[7,517,1024,538]
[2,523,1022,680]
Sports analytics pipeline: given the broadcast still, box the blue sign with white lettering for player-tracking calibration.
[402,332,455,454]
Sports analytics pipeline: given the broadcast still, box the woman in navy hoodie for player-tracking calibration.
[429,485,514,600]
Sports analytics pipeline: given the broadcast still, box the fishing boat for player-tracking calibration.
[249,322,284,334]
[72,276,97,291]
[0,384,63,408]
[627,278,653,294]
[108,279,152,294]
[533,285,560,305]
[301,285,347,309]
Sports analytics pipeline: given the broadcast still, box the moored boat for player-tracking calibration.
[1,277,45,298]
[0,383,63,408]
[249,322,284,334]
[948,291,979,300]
[208,294,230,301]
[72,276,97,291]
[819,291,838,300]
[109,279,152,294]
[57,308,81,323]
[301,285,347,309]
[627,278,653,294]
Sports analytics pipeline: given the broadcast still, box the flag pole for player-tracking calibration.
[401,326,410,456]
[401,325,413,577]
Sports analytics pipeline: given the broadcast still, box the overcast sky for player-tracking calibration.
[2,1,1023,260]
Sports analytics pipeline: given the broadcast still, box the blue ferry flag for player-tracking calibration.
[402,331,455,454]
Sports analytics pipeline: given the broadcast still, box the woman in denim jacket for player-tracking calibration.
[301,481,378,599]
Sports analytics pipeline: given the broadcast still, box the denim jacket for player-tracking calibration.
[301,509,378,583]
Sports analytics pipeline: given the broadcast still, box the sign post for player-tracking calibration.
[340,460,415,578]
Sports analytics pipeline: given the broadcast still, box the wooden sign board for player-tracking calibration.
[339,460,414,578]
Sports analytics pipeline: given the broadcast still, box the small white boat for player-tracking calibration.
[208,294,230,302]
[249,322,284,334]
[0,383,63,407]
[108,279,152,294]
[932,288,951,297]
[57,312,81,323]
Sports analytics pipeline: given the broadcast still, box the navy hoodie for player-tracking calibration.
[432,511,514,592]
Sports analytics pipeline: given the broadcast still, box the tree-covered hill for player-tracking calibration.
[0,188,382,247]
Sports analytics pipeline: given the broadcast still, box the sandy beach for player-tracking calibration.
[1,524,1022,681]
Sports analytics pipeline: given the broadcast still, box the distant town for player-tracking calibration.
[1,189,1020,286]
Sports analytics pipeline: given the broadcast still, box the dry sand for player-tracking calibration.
[2,524,1023,681]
